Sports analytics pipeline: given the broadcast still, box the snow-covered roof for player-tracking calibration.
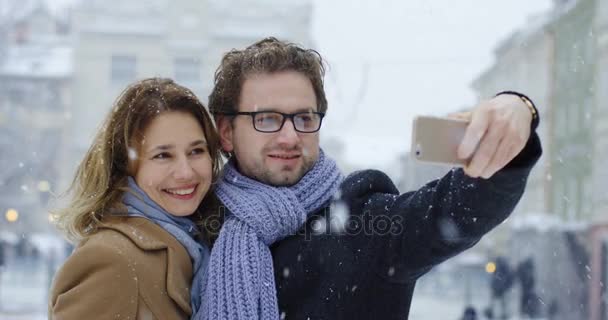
[2,0,52,26]
[0,44,73,78]
[73,0,168,36]
[79,0,167,16]
[208,0,311,40]
[209,0,310,15]
[78,17,166,36]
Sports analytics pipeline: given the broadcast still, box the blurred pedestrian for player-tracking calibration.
[0,240,5,269]
[461,305,478,320]
[0,240,4,310]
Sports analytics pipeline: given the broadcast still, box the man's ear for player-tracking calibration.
[216,115,234,152]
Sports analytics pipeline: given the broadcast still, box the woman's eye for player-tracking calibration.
[190,148,206,155]
[152,152,171,159]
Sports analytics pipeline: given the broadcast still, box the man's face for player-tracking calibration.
[218,71,320,186]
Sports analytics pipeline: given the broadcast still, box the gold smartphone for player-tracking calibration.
[411,115,470,167]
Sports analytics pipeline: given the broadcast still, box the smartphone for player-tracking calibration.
[411,115,470,167]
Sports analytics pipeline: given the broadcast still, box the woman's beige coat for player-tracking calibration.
[49,216,193,320]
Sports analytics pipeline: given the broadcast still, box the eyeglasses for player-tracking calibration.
[224,111,325,133]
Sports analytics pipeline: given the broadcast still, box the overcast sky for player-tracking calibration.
[312,0,552,168]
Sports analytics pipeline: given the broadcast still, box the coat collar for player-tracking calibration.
[100,216,193,315]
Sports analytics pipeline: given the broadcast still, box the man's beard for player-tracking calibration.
[255,157,315,187]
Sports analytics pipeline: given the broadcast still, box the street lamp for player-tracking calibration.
[5,208,19,222]
[38,180,51,192]
[485,261,497,274]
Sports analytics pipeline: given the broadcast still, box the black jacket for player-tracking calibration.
[270,132,542,319]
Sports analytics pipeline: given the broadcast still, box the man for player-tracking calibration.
[200,37,541,320]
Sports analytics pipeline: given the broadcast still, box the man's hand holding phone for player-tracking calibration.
[457,94,533,179]
[413,94,533,179]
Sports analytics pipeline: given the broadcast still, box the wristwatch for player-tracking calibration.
[495,91,539,131]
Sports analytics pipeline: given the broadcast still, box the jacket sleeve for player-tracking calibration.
[49,239,139,320]
[340,128,542,284]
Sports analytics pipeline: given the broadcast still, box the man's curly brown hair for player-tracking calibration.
[208,37,328,116]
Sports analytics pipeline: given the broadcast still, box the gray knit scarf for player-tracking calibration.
[200,149,343,319]
[123,177,209,317]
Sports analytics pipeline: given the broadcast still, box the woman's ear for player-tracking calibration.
[216,116,234,152]
[126,144,140,176]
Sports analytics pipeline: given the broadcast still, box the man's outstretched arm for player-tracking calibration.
[340,92,542,282]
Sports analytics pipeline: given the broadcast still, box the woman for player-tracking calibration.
[49,78,221,319]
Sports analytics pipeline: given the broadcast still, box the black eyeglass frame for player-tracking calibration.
[221,111,326,133]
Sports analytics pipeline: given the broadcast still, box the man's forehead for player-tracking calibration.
[239,105,317,113]
[238,71,318,113]
[240,71,313,90]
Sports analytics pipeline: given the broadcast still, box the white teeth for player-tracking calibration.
[165,187,195,195]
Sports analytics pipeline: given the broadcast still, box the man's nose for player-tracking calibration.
[275,118,300,146]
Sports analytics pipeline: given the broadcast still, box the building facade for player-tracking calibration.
[471,12,555,218]
[63,0,313,191]
[0,0,72,233]
[472,1,608,319]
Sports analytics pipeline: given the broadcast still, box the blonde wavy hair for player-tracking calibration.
[53,78,222,243]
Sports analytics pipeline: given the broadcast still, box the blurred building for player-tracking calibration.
[472,1,608,319]
[0,0,72,233]
[0,0,314,232]
[592,0,608,222]
[588,1,608,320]
[550,0,597,221]
[63,0,313,191]
[472,0,606,222]
[471,10,555,218]
[204,0,313,95]
[65,0,210,192]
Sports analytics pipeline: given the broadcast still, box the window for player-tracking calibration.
[598,55,608,113]
[111,55,136,84]
[581,178,593,217]
[567,179,577,220]
[8,88,24,105]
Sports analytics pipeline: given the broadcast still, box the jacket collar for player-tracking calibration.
[100,216,192,315]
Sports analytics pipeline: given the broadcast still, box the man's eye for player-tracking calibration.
[299,115,313,122]
[256,114,281,124]
[257,116,275,123]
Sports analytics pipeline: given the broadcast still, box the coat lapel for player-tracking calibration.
[101,216,193,315]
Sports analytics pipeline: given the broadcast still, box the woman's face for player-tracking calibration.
[134,111,213,217]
